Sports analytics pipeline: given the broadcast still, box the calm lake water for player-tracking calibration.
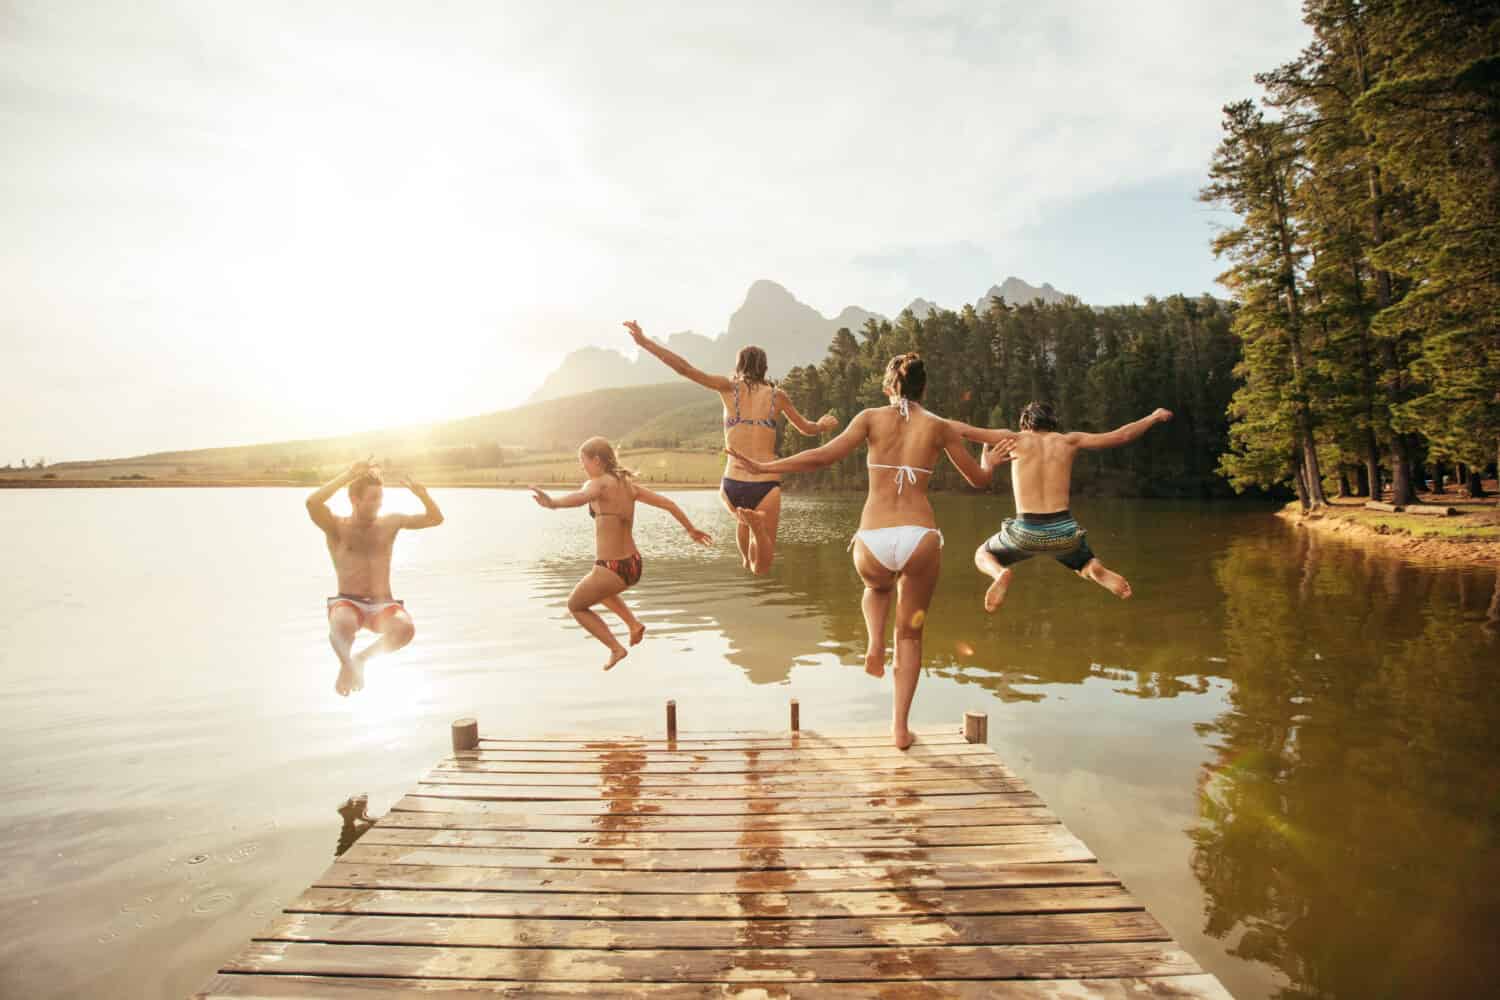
[1,488,1497,999]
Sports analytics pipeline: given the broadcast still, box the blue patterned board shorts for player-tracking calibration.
[983,509,1096,572]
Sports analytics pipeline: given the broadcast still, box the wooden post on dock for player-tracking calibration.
[790,699,800,732]
[963,711,988,744]
[450,717,479,752]
[665,699,677,741]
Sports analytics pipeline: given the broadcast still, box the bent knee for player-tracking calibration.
[567,599,590,615]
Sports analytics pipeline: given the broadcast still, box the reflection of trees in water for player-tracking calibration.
[523,497,1281,701]
[1193,530,1500,998]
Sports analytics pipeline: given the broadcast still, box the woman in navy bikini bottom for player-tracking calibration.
[729,354,1009,749]
[625,320,838,575]
[530,436,712,671]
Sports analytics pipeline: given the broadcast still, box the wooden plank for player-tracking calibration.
[197,972,1238,998]
[375,803,1052,834]
[286,883,1140,920]
[454,743,992,764]
[477,728,957,740]
[360,820,1065,851]
[1365,500,1403,512]
[420,773,1020,791]
[392,791,1048,817]
[435,750,1002,775]
[316,860,1110,895]
[410,777,1030,802]
[428,758,1015,783]
[420,767,1020,791]
[474,732,970,751]
[223,940,1203,982]
[259,910,1171,949]
[337,834,1093,872]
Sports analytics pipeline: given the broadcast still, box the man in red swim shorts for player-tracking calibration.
[306,460,445,696]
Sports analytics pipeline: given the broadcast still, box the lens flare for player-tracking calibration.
[955,641,975,658]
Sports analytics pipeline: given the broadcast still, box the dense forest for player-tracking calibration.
[774,294,1244,498]
[1202,0,1498,507]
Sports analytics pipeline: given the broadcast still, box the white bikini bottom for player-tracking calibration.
[850,526,944,572]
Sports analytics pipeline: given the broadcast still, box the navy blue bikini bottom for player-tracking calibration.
[721,478,781,511]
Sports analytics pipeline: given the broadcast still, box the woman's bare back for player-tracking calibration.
[860,405,953,530]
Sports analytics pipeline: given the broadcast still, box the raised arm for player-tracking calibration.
[529,478,603,511]
[941,420,1008,489]
[633,484,713,546]
[727,410,871,475]
[1067,408,1172,450]
[306,459,367,532]
[396,474,444,529]
[625,321,733,392]
[953,421,1019,447]
[775,388,839,437]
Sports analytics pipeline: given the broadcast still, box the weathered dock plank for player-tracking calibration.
[200,715,1233,998]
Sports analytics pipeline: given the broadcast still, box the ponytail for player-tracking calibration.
[580,436,636,483]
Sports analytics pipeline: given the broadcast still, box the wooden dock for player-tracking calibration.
[196,707,1232,998]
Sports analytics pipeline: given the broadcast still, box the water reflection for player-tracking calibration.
[334,793,377,857]
[1193,527,1500,998]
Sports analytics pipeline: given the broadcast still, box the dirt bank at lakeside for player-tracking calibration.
[1278,487,1500,568]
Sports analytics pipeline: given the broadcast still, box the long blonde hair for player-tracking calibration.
[580,436,636,483]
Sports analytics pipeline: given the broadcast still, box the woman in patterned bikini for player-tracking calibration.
[530,437,713,670]
[625,319,839,575]
[729,354,1013,749]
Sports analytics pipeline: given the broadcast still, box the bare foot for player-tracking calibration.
[983,568,1012,613]
[349,652,368,692]
[1085,562,1133,599]
[892,727,914,751]
[628,622,647,646]
[334,658,357,697]
[864,649,886,678]
[604,646,628,671]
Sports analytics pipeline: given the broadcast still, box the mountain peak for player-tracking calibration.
[977,276,1068,308]
[743,279,797,305]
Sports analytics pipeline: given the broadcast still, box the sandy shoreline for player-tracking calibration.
[1276,490,1500,568]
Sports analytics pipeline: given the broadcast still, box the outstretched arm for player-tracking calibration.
[625,321,733,392]
[954,421,1018,447]
[775,388,839,437]
[727,410,871,475]
[1067,408,1172,450]
[306,459,369,532]
[396,474,444,528]
[634,485,713,546]
[941,420,1009,489]
[529,478,603,511]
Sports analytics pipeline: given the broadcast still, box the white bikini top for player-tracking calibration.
[868,396,933,493]
[868,461,933,493]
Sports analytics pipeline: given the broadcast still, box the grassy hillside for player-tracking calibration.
[21,382,711,483]
[2,380,723,485]
[618,396,724,449]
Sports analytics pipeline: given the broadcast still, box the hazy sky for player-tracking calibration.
[3,1,1309,462]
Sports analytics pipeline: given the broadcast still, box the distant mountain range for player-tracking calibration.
[530,276,1070,402]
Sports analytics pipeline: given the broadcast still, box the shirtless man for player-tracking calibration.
[965,401,1171,613]
[306,460,445,695]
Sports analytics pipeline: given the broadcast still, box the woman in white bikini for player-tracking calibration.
[530,436,713,671]
[624,320,839,576]
[728,353,1008,749]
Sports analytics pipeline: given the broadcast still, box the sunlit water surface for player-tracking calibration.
[1,489,1497,998]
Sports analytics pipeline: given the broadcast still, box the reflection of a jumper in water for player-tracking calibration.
[526,546,847,685]
[334,793,377,857]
